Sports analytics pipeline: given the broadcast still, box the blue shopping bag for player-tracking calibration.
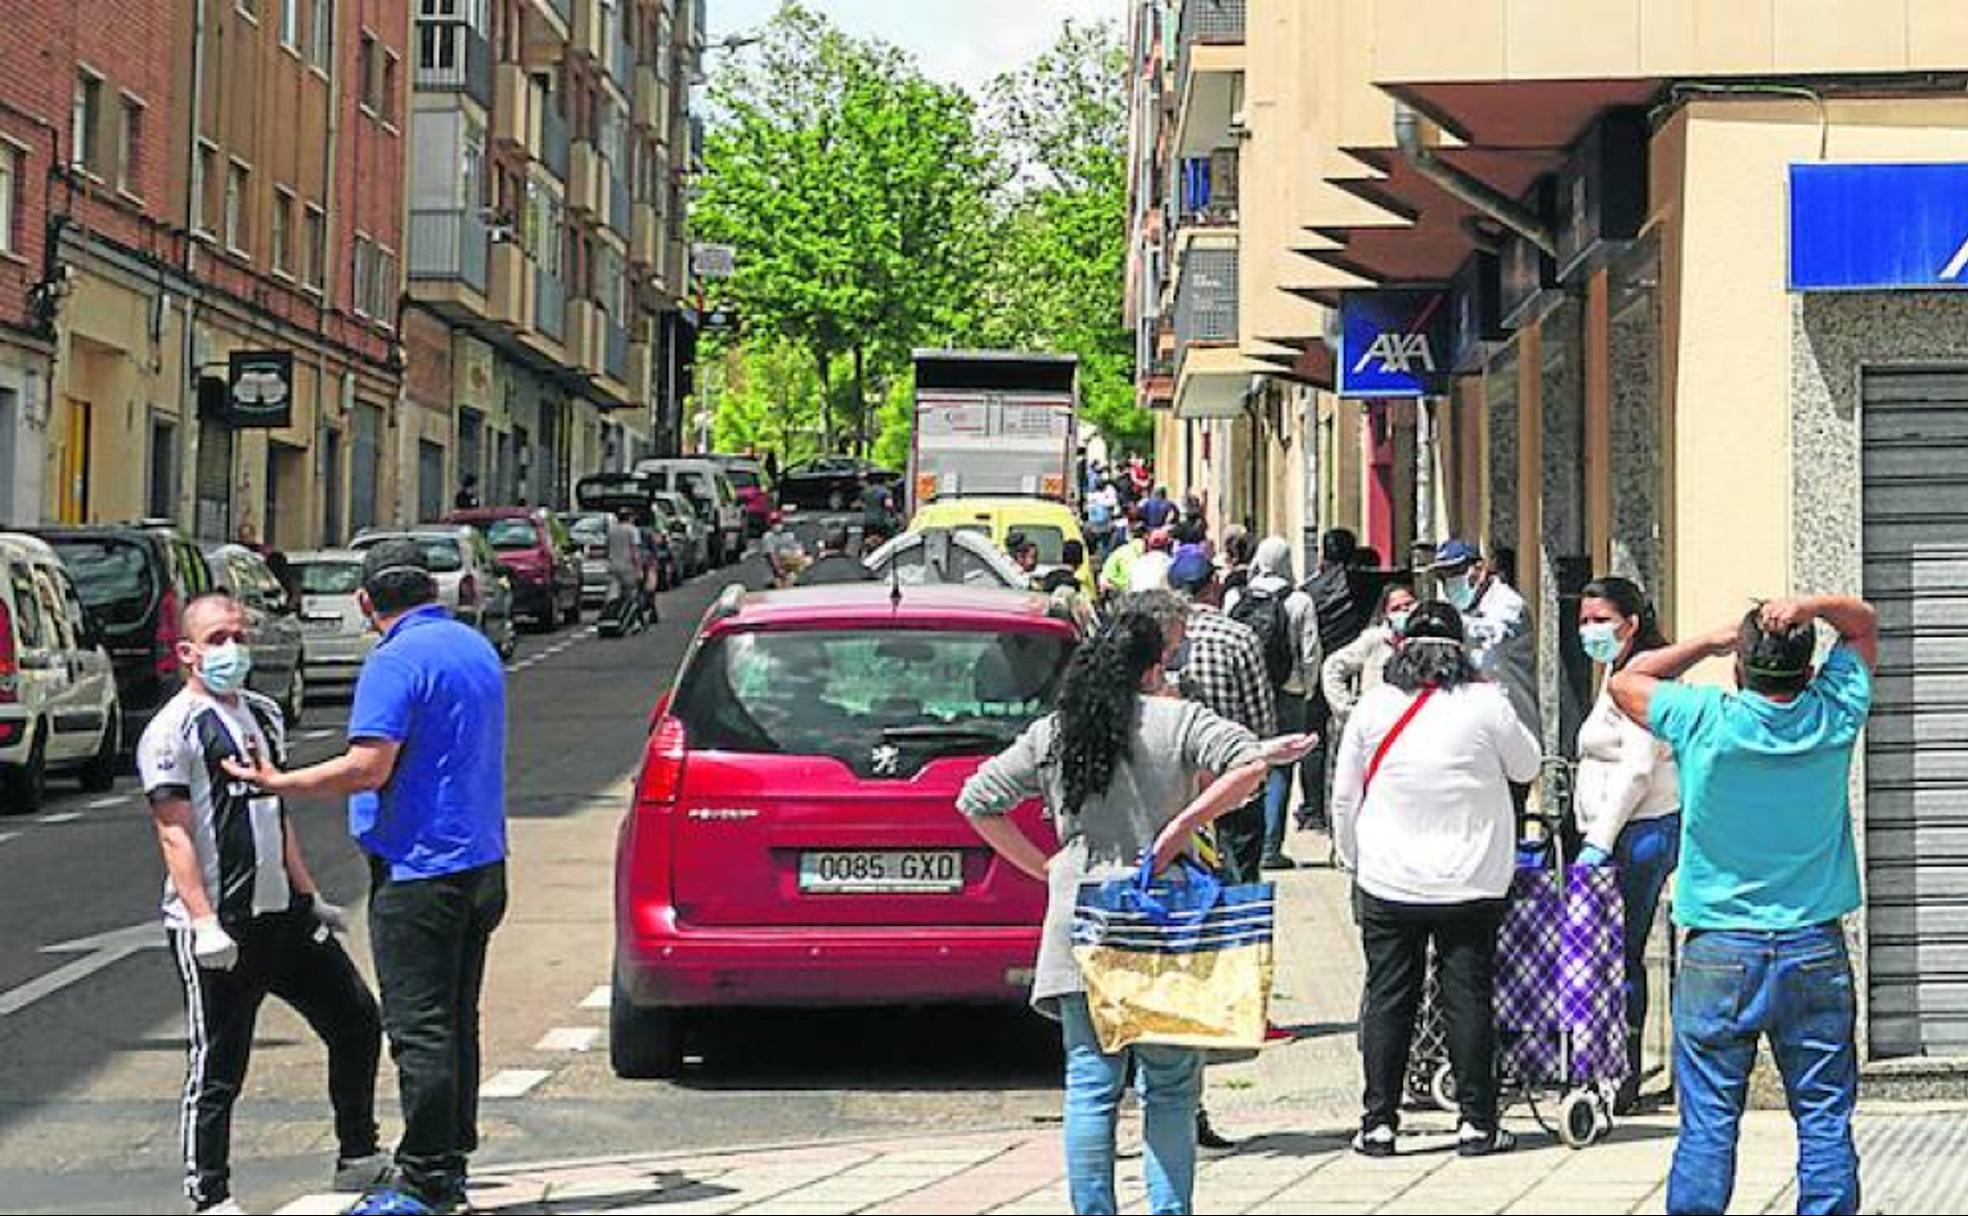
[1070,855,1277,1053]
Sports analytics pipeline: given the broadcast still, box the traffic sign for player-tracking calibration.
[692,243,736,279]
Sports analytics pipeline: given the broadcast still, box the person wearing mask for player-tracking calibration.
[1332,602,1542,1160]
[959,602,1316,1216]
[224,540,509,1216]
[1572,576,1679,1114]
[1322,584,1420,723]
[1223,537,1323,871]
[1300,528,1372,832]
[798,523,874,586]
[1140,486,1178,531]
[1610,597,1876,1216]
[1428,539,1541,742]
[141,593,386,1215]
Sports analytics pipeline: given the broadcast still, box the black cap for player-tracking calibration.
[361,537,432,583]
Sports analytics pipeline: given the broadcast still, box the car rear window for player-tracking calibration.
[485,519,540,550]
[1012,526,1068,564]
[674,628,1071,777]
[352,535,466,573]
[47,538,156,626]
[294,561,363,595]
[569,516,609,545]
[725,469,761,490]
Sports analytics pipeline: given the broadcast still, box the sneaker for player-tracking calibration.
[1196,1108,1238,1150]
[1352,1124,1397,1158]
[1260,854,1299,871]
[346,1188,442,1216]
[334,1152,394,1193]
[1457,1123,1517,1157]
[195,1201,247,1215]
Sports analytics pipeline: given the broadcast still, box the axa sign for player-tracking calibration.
[1790,162,1968,291]
[1338,289,1451,398]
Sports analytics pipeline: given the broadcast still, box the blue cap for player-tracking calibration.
[1169,548,1214,590]
[1429,539,1481,572]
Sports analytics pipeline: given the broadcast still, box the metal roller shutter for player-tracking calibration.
[1862,366,1968,1059]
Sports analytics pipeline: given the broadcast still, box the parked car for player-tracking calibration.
[910,496,1094,591]
[775,455,902,513]
[709,456,774,538]
[0,533,122,811]
[30,521,217,748]
[286,549,378,696]
[203,544,308,724]
[565,513,616,608]
[611,583,1080,1078]
[447,507,583,630]
[633,459,745,567]
[652,491,711,578]
[349,527,514,659]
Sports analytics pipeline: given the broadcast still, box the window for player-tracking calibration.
[72,70,103,175]
[382,51,400,123]
[373,247,396,321]
[192,141,218,235]
[0,144,17,255]
[281,0,300,46]
[117,97,144,195]
[308,0,334,70]
[272,187,294,275]
[303,203,326,287]
[224,160,249,254]
[351,235,373,315]
[358,32,378,113]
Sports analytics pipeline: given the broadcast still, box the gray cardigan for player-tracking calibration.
[957,696,1261,1017]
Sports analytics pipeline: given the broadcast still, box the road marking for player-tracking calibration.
[534,1026,601,1053]
[87,796,122,809]
[479,1068,552,1099]
[36,812,82,824]
[579,984,610,1010]
[0,923,165,1017]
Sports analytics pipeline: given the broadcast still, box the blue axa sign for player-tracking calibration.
[1338,289,1451,398]
[1790,162,1968,291]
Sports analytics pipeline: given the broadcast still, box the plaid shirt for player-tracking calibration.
[1178,604,1277,738]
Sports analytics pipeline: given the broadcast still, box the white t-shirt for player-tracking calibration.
[1331,680,1542,904]
[138,688,291,929]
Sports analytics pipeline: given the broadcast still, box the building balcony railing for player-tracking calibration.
[1173,242,1238,358]
[631,200,660,267]
[628,339,653,402]
[414,23,493,109]
[535,265,567,342]
[569,140,604,216]
[632,63,664,131]
[488,242,531,329]
[493,63,539,153]
[1178,0,1246,98]
[541,104,571,182]
[408,208,490,294]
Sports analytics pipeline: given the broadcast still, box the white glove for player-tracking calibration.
[308,894,350,936]
[191,916,239,971]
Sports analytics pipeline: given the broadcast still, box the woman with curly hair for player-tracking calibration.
[959,594,1317,1216]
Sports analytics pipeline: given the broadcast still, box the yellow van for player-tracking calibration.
[908,497,1093,591]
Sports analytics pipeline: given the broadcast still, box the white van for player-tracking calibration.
[632,458,745,567]
[0,533,123,812]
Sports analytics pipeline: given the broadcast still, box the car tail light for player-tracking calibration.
[636,713,688,809]
[154,587,182,680]
[0,597,16,704]
[459,573,479,607]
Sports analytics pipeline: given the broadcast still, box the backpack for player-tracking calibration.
[1230,585,1295,689]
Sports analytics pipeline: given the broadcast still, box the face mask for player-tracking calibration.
[1164,636,1193,680]
[1580,622,1624,666]
[1443,573,1478,611]
[199,641,254,696]
[1386,609,1413,638]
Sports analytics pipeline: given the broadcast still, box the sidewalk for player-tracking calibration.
[274,851,1968,1215]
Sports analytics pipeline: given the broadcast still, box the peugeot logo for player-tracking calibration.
[870,745,902,777]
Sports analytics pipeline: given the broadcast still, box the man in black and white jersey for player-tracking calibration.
[140,592,386,1214]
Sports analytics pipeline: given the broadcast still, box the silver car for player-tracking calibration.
[652,491,711,577]
[563,511,615,607]
[288,549,377,695]
[349,527,518,661]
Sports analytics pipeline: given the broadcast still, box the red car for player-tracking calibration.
[611,583,1079,1078]
[447,507,583,629]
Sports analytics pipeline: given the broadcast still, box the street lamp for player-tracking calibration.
[693,31,763,84]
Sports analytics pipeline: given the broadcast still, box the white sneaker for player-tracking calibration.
[1352,1124,1397,1157]
[195,1200,248,1215]
[1457,1121,1517,1157]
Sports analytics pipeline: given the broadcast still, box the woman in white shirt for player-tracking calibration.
[1574,576,1680,1112]
[1331,602,1542,1159]
[1322,582,1419,722]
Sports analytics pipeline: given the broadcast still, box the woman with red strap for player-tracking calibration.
[1329,601,1542,1160]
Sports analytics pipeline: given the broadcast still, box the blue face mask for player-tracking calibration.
[1580,622,1624,666]
[199,641,254,696]
[1443,572,1478,611]
[1386,609,1413,637]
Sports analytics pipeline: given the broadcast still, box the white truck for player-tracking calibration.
[907,349,1079,514]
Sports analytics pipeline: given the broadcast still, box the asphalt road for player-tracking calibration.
[0,564,1057,1215]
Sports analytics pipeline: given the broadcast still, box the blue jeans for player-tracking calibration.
[1667,924,1860,1216]
[1263,693,1306,859]
[1613,814,1680,1036]
[1059,994,1203,1215]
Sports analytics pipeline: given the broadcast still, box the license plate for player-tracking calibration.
[797,850,963,894]
[303,617,343,633]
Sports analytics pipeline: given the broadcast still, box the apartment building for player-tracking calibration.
[1129,0,1968,1068]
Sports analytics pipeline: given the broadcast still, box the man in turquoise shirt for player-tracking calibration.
[1611,595,1876,1216]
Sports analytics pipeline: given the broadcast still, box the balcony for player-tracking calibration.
[631,200,659,267]
[628,338,653,404]
[568,140,604,216]
[1177,149,1239,230]
[492,64,539,154]
[571,0,606,61]
[566,297,603,374]
[1172,236,1252,419]
[608,171,632,238]
[632,64,665,131]
[488,243,532,329]
[535,265,567,343]
[541,104,571,182]
[1175,0,1245,158]
[408,208,491,297]
[414,23,492,110]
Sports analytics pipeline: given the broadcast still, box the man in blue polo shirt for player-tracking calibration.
[228,538,507,1216]
[1610,595,1876,1216]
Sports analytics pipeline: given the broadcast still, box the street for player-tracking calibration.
[0,571,1057,1215]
